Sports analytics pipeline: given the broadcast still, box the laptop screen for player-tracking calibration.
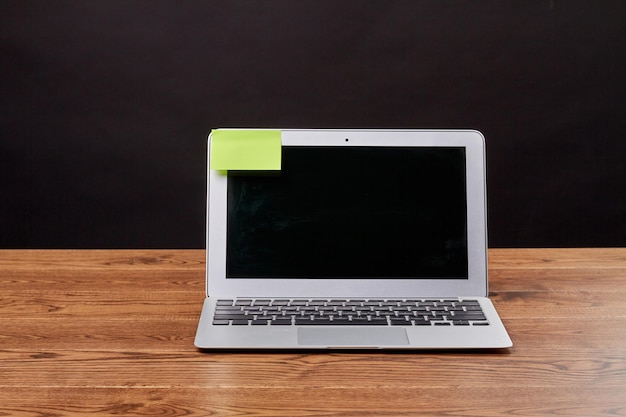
[226,146,468,279]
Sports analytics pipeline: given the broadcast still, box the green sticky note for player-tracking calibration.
[210,129,281,170]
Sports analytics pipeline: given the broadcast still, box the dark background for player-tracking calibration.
[1,0,625,249]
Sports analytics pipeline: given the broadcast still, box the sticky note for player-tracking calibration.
[210,129,281,171]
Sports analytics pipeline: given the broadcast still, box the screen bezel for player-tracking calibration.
[206,129,488,298]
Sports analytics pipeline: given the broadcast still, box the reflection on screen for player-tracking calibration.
[227,146,468,279]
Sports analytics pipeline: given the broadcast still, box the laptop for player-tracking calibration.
[195,129,512,349]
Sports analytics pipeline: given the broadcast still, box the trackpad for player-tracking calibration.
[298,327,409,347]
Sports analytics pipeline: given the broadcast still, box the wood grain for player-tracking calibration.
[1,249,625,416]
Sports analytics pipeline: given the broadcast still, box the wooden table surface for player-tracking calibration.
[1,248,625,416]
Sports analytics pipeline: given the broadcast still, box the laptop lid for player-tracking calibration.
[206,129,488,299]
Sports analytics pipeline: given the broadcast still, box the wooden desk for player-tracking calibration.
[1,249,625,416]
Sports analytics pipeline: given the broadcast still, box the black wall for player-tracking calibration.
[2,0,625,248]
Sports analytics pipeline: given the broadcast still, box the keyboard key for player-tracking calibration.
[363,301,382,306]
[214,314,247,320]
[312,318,333,324]
[271,319,293,325]
[215,306,243,311]
[294,318,314,324]
[348,319,374,325]
[453,313,487,321]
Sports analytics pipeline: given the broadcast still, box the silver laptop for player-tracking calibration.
[195,129,512,349]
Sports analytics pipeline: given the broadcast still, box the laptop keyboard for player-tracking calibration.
[212,299,489,326]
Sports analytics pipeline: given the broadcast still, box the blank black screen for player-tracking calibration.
[226,146,468,279]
